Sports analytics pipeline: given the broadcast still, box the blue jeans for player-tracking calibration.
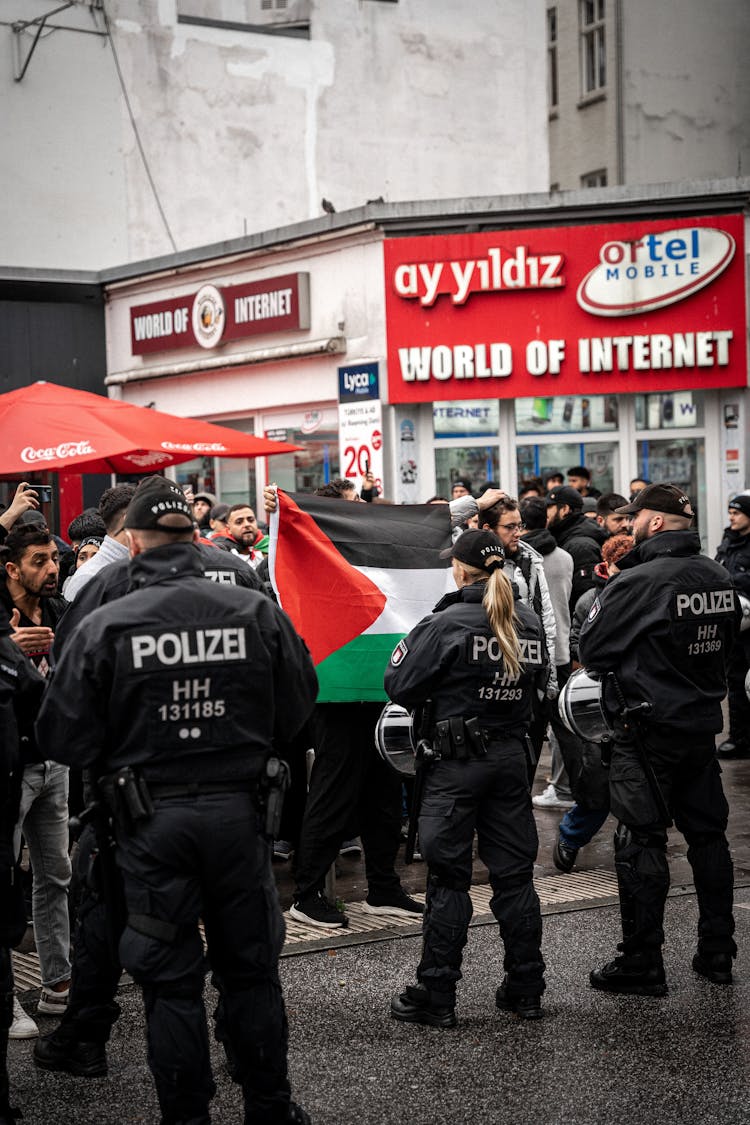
[13,762,72,989]
[558,804,609,849]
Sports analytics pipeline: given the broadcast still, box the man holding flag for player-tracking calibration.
[266,486,454,927]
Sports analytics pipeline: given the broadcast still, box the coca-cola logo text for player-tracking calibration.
[21,441,95,464]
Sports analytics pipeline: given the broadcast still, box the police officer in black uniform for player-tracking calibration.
[36,477,318,1125]
[0,603,44,1123]
[33,485,270,1081]
[385,530,548,1027]
[579,483,740,996]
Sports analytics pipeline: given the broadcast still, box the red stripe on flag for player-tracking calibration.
[274,492,387,664]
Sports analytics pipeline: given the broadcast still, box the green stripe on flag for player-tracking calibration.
[315,633,405,702]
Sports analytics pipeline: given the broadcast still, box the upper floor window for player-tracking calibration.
[177,0,311,38]
[580,0,606,95]
[581,169,607,188]
[547,7,558,110]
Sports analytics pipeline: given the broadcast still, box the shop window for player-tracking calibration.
[435,447,500,501]
[579,0,606,96]
[174,456,219,502]
[638,436,707,553]
[433,400,499,439]
[635,391,703,430]
[517,440,617,497]
[547,7,559,111]
[261,425,340,494]
[515,394,619,434]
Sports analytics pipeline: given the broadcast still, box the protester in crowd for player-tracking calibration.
[519,478,546,501]
[0,484,43,545]
[63,484,137,602]
[0,525,70,1038]
[552,533,634,873]
[387,531,548,1026]
[0,604,45,1119]
[715,493,750,759]
[595,493,629,539]
[520,497,576,806]
[60,509,107,587]
[191,490,217,532]
[451,478,473,500]
[36,476,317,1124]
[207,502,230,539]
[214,503,268,566]
[581,497,598,518]
[263,484,423,929]
[580,483,739,995]
[567,466,602,499]
[545,472,564,492]
[545,485,603,611]
[629,477,651,501]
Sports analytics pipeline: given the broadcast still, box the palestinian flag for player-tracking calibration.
[269,491,454,702]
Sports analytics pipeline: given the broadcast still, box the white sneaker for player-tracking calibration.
[37,986,70,1016]
[9,996,38,1039]
[532,784,575,810]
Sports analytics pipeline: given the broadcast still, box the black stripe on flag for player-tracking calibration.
[288,493,452,570]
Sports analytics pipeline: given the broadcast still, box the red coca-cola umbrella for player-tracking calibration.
[0,381,302,474]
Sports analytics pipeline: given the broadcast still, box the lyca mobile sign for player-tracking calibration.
[130,272,310,356]
[383,215,746,403]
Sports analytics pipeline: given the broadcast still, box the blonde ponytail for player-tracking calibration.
[483,568,522,680]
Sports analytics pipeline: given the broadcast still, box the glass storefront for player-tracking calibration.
[432,392,708,531]
[435,446,501,499]
[516,440,618,495]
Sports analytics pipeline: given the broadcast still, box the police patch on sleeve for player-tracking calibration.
[587,597,601,623]
[390,639,409,666]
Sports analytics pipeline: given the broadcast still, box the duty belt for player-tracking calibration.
[431,717,526,760]
[147,780,254,799]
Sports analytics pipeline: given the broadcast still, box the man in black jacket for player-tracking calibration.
[579,483,740,996]
[0,615,44,1123]
[36,477,317,1125]
[545,485,602,612]
[1,525,71,1034]
[715,493,750,759]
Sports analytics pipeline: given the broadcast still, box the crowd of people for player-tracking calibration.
[0,460,745,1121]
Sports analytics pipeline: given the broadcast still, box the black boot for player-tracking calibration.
[590,951,667,997]
[495,978,544,1020]
[553,837,578,874]
[692,951,733,984]
[33,1029,107,1077]
[390,983,456,1028]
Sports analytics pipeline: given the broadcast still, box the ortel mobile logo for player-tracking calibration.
[21,440,95,463]
[577,228,735,317]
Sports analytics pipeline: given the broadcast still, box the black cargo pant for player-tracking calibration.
[609,725,735,957]
[53,823,123,1047]
[294,702,403,902]
[416,737,545,1000]
[117,792,290,1125]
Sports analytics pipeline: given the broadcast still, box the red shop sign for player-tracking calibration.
[130,273,310,356]
[383,214,747,403]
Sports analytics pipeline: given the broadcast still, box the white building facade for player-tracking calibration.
[103,179,750,559]
[1,0,548,270]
